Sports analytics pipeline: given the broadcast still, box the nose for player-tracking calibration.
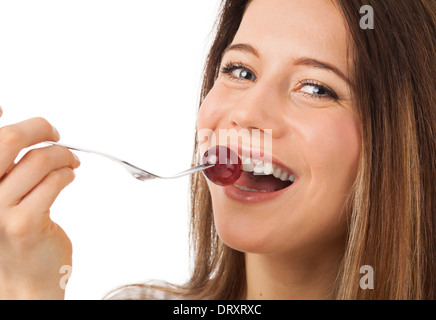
[229,81,286,139]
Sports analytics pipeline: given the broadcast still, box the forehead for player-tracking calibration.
[232,0,350,72]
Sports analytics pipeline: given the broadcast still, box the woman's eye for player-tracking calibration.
[297,81,338,100]
[301,84,326,95]
[220,62,257,82]
[231,68,256,81]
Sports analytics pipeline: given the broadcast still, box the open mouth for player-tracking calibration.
[233,155,296,193]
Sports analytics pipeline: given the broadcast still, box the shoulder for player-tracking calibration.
[104,280,185,300]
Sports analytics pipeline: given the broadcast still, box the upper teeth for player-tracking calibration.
[241,155,296,182]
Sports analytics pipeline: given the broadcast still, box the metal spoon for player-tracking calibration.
[44,141,213,181]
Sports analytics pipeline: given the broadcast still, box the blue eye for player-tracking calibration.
[220,62,257,82]
[300,84,327,95]
[231,68,256,81]
[297,80,338,100]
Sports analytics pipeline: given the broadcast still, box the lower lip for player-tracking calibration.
[223,182,295,204]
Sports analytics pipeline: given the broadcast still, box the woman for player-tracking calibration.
[0,0,435,300]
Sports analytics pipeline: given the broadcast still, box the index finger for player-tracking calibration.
[0,117,60,177]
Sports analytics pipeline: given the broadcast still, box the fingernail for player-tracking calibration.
[73,152,81,166]
[53,126,60,139]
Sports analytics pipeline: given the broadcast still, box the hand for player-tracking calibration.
[0,114,80,299]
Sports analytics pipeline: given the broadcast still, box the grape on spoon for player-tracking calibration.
[201,145,242,186]
[42,142,242,184]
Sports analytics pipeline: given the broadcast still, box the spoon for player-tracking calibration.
[44,141,215,181]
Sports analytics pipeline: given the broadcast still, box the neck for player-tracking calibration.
[244,246,344,300]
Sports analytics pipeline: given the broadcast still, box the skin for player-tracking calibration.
[0,113,80,299]
[197,0,361,299]
[0,0,360,300]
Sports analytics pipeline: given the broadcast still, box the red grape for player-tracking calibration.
[201,145,242,186]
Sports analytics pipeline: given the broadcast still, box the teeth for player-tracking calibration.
[273,167,282,178]
[240,155,295,182]
[263,161,274,175]
[234,184,269,192]
[241,155,254,172]
[253,160,264,174]
[252,158,263,166]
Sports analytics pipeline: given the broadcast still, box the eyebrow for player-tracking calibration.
[224,43,260,58]
[223,43,350,85]
[293,57,350,85]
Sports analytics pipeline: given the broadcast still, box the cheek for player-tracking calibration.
[298,109,361,205]
[264,111,361,252]
[313,114,360,179]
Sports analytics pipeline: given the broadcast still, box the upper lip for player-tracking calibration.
[230,144,295,176]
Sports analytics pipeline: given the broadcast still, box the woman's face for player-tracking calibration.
[197,0,361,255]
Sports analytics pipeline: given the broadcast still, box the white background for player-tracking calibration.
[0,0,221,299]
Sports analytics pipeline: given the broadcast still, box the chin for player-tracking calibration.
[213,211,277,254]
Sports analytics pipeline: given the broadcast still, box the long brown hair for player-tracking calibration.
[335,0,436,299]
[108,0,436,300]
